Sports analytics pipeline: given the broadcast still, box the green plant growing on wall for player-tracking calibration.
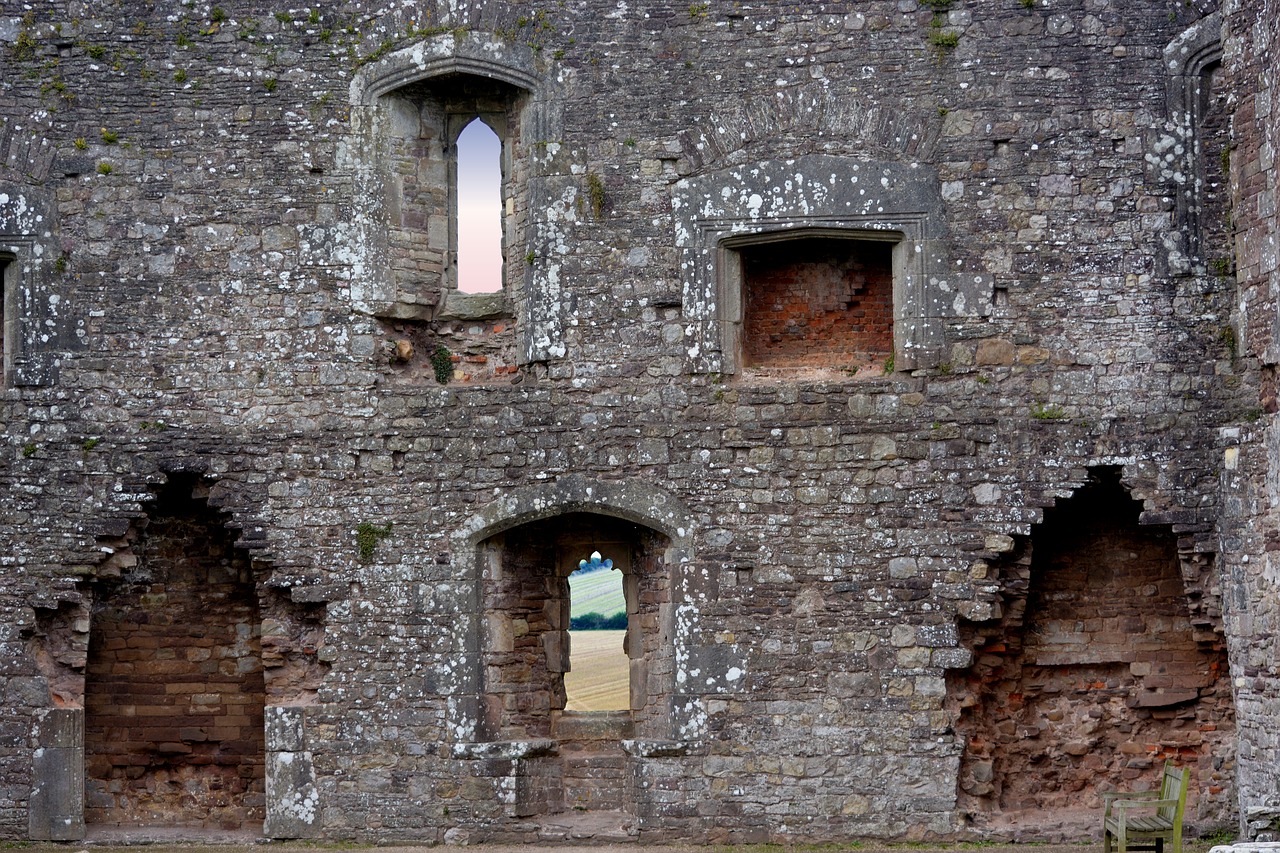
[929,21,960,54]
[587,172,606,218]
[1219,325,1238,358]
[882,354,895,375]
[12,28,37,62]
[73,137,87,150]
[1031,403,1067,420]
[431,345,454,384]
[689,3,709,18]
[82,438,100,452]
[263,77,278,92]
[21,443,37,458]
[99,127,118,144]
[356,522,393,562]
[96,161,113,175]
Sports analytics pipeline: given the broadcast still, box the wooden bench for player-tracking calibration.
[1102,763,1189,853]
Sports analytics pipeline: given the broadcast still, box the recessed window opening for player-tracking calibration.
[1193,59,1230,266]
[566,550,629,712]
[741,236,894,371]
[481,512,674,742]
[455,118,503,294]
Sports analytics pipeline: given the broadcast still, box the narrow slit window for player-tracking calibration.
[1,256,12,387]
[565,551,629,711]
[455,118,503,294]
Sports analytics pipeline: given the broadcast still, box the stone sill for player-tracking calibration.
[438,290,508,321]
[448,739,556,760]
[620,739,702,758]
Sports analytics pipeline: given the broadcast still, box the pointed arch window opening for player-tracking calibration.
[566,547,629,712]
[453,117,504,295]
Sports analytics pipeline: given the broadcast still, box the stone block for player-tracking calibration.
[889,556,918,578]
[265,750,321,838]
[29,708,84,841]
[265,705,306,752]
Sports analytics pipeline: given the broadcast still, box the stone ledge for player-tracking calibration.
[620,739,701,757]
[447,740,557,760]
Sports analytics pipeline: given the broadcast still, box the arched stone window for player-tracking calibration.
[348,36,568,379]
[445,477,712,823]
[378,72,525,320]
[0,184,64,387]
[1163,12,1227,274]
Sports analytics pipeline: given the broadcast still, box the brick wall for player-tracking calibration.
[83,503,265,830]
[953,474,1234,825]
[743,238,894,371]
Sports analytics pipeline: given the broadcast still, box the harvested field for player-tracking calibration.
[565,628,628,711]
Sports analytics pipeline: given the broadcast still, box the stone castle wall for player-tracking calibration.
[0,0,1274,844]
[1220,0,1280,840]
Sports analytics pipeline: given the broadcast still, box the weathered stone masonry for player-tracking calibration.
[1,0,1278,844]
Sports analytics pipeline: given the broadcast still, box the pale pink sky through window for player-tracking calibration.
[456,119,503,294]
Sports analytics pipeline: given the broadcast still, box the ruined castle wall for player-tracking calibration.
[1220,0,1280,837]
[0,0,1259,844]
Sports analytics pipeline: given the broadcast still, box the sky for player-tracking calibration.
[455,119,503,294]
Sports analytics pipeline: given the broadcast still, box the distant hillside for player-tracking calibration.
[569,566,625,619]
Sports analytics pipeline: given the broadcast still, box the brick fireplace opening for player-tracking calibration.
[83,479,265,830]
[740,236,894,372]
[950,468,1234,830]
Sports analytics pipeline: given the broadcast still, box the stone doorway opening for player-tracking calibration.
[479,511,673,816]
[83,476,266,832]
[949,467,1235,834]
